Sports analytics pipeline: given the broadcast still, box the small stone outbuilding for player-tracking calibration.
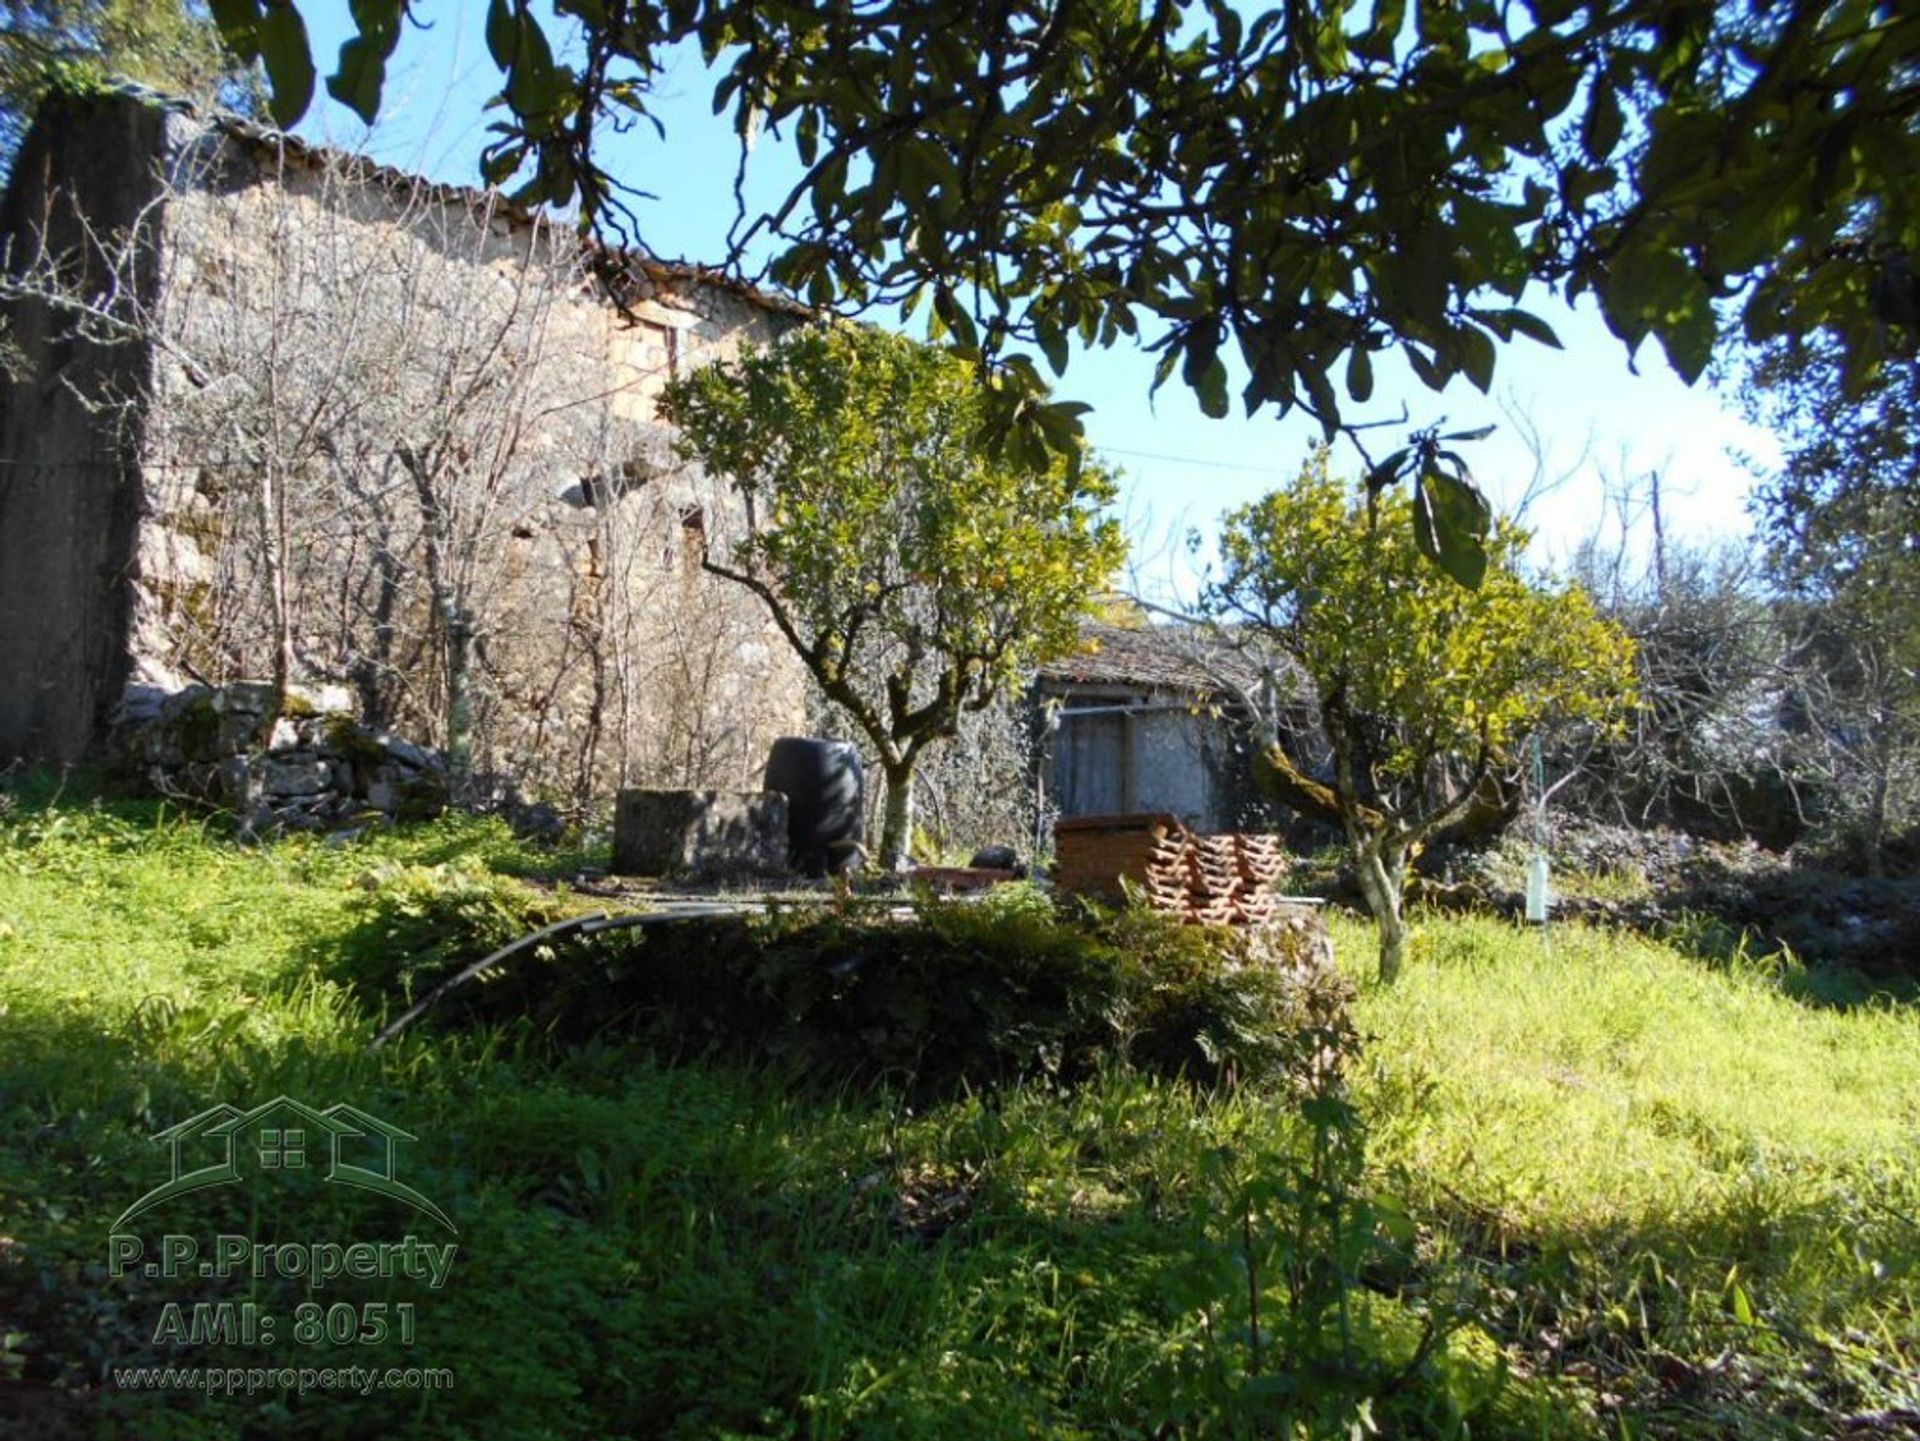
[1035,623,1281,835]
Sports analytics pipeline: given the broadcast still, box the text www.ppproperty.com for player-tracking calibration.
[112,1364,455,1398]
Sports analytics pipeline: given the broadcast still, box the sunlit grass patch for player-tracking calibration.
[1338,907,1920,1435]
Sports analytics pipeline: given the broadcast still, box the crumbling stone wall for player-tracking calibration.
[117,680,454,834]
[0,92,809,807]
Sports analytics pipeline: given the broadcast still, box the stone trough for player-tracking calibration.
[610,789,790,881]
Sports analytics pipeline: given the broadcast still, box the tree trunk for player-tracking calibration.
[258,462,294,710]
[404,446,472,798]
[1353,841,1410,984]
[878,760,916,871]
[444,607,474,798]
[1866,703,1893,878]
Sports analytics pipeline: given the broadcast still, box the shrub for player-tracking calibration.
[353,882,1353,1094]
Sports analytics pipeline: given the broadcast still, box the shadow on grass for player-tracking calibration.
[10,949,1850,1439]
[1653,906,1920,1011]
[2,995,1381,1441]
[0,999,393,1439]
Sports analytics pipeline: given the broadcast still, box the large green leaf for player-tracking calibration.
[1581,82,1622,162]
[506,10,559,119]
[1412,465,1490,588]
[486,0,519,68]
[1364,447,1410,493]
[1458,324,1496,393]
[208,0,261,59]
[1474,307,1562,350]
[258,3,316,126]
[1603,238,1719,383]
[328,3,404,126]
[1346,343,1374,403]
[1037,319,1069,377]
[1196,355,1230,419]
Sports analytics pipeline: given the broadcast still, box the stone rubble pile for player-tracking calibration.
[113,681,449,834]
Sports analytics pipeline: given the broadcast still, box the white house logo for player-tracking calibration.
[114,1096,455,1234]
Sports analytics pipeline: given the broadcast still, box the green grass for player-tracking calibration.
[1,789,1915,1438]
[1336,910,1920,1436]
[1555,864,1654,904]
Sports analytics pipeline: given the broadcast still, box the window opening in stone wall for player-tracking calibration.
[665,504,706,573]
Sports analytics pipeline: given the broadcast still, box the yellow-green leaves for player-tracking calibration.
[1211,458,1637,795]
[657,324,1126,757]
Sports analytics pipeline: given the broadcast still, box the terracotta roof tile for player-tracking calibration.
[105,82,815,321]
[1036,622,1286,700]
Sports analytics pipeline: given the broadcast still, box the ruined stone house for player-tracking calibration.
[0,90,812,805]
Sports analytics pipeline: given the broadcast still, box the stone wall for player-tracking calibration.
[0,92,810,807]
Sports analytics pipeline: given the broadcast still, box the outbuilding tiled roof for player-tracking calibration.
[1037,622,1280,700]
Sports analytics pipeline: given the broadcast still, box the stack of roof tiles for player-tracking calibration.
[1232,833,1287,925]
[1053,814,1289,925]
[1185,834,1242,925]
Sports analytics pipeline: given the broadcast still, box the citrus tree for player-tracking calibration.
[659,324,1126,869]
[1209,457,1636,982]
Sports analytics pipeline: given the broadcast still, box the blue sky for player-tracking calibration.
[291,6,1781,600]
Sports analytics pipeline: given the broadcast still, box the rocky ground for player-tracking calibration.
[1295,817,1920,979]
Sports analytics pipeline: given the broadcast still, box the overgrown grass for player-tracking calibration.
[1337,909,1920,1436]
[1,787,1914,1438]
